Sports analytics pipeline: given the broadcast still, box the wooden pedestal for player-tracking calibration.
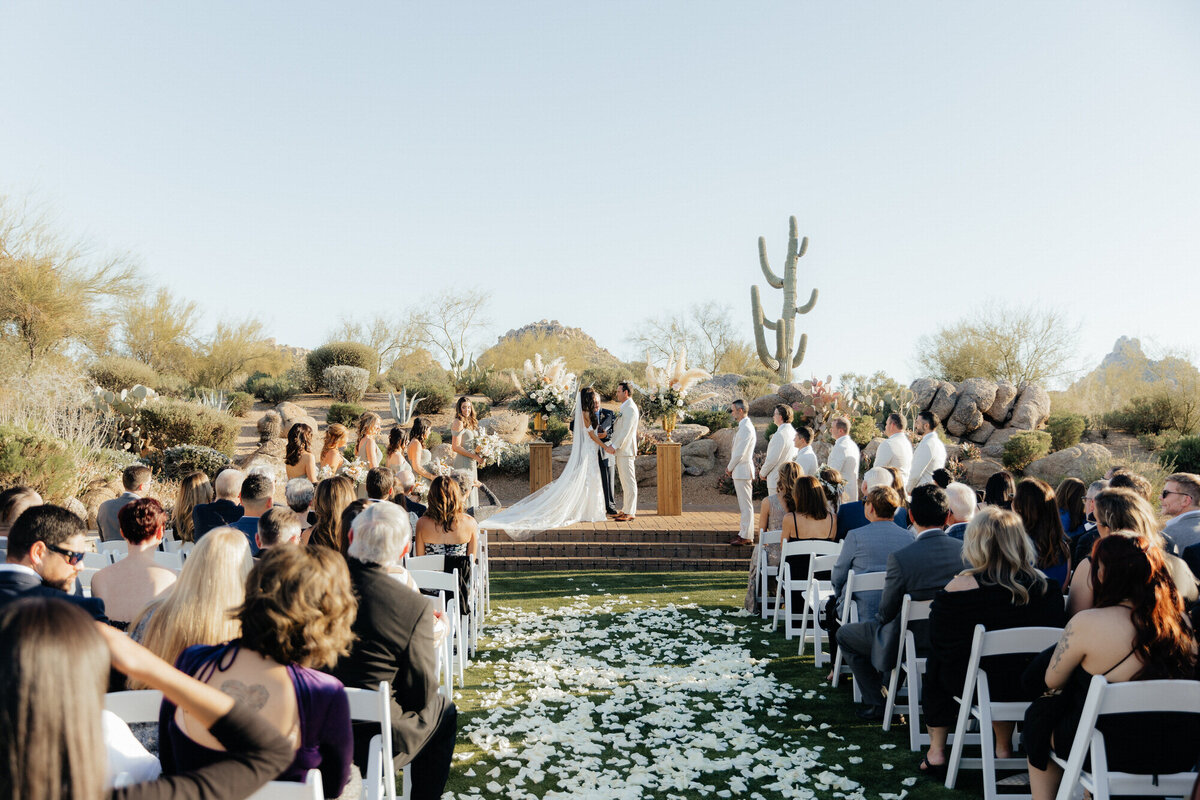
[656,442,682,516]
[529,442,553,494]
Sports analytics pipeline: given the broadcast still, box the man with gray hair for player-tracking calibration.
[192,468,245,541]
[944,482,978,540]
[1072,479,1110,568]
[285,477,317,535]
[333,501,456,800]
[256,506,302,551]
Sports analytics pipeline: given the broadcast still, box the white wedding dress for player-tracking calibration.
[482,393,606,540]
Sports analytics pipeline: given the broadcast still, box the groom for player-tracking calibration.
[607,381,640,522]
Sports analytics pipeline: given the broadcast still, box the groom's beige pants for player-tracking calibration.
[615,454,637,517]
[734,478,754,540]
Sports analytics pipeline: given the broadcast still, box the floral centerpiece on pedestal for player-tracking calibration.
[631,348,717,441]
[508,354,577,436]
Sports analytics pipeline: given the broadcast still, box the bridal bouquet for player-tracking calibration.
[474,429,507,467]
[338,458,370,487]
[631,348,718,424]
[508,354,577,421]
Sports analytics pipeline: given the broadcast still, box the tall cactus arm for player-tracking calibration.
[751,286,780,372]
[757,237,784,289]
[795,287,819,315]
[792,333,809,369]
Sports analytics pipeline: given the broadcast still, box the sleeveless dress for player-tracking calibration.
[422,540,472,614]
[453,426,479,509]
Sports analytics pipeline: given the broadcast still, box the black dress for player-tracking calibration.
[922,578,1066,728]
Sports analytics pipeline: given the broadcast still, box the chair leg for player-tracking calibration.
[882,666,901,732]
[907,664,922,751]
[980,714,997,800]
[944,705,975,789]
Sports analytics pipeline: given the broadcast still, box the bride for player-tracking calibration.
[482,387,607,539]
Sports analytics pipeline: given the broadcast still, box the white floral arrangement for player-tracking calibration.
[474,429,507,467]
[414,458,457,500]
[316,464,334,482]
[338,458,370,487]
[630,348,718,424]
[508,354,577,421]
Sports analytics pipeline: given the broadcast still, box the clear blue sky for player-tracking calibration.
[2,2,1198,385]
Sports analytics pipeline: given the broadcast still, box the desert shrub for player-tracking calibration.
[765,422,779,441]
[530,417,570,448]
[322,365,369,403]
[473,400,491,420]
[425,431,443,448]
[1139,431,1182,453]
[1161,435,1200,474]
[327,402,366,428]
[87,356,159,393]
[306,341,377,386]
[1046,412,1086,452]
[247,374,299,405]
[144,444,233,482]
[454,361,495,395]
[850,415,879,448]
[489,443,530,477]
[579,367,625,401]
[736,376,770,401]
[226,391,255,417]
[1001,430,1052,473]
[716,453,768,499]
[0,424,79,503]
[1102,395,1178,436]
[370,375,394,392]
[152,374,192,398]
[683,408,733,432]
[401,377,454,415]
[481,376,518,405]
[138,399,239,455]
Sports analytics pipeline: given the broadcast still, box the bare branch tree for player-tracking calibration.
[408,290,490,380]
[329,314,421,376]
[628,302,749,374]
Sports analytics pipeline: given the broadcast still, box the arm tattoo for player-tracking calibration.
[1049,623,1074,673]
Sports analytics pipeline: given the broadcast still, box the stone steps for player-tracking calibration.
[485,528,753,572]
[489,555,752,572]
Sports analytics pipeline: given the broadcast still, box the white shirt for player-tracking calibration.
[907,431,947,492]
[826,435,862,502]
[0,563,40,579]
[874,431,914,488]
[793,444,819,479]
[727,417,757,480]
[760,422,798,482]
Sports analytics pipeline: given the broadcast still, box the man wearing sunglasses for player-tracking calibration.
[1162,473,1200,551]
[0,504,107,621]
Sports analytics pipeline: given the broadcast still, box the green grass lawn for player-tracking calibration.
[444,571,989,799]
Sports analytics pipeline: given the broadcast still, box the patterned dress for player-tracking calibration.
[453,425,479,509]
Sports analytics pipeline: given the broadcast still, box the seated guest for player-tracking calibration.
[90,498,178,629]
[1025,533,1200,800]
[931,468,953,489]
[98,465,153,542]
[332,501,457,800]
[818,466,846,515]
[1055,477,1088,540]
[884,467,910,529]
[828,486,914,656]
[256,506,302,552]
[192,468,245,540]
[836,485,965,720]
[1014,478,1071,587]
[944,482,978,540]
[339,499,371,550]
[1162,472,1200,551]
[1109,468,1153,501]
[983,470,1015,510]
[230,473,273,556]
[161,547,355,798]
[779,475,838,612]
[366,466,395,502]
[1067,488,1199,615]
[285,476,317,535]
[172,471,212,543]
[1070,479,1110,568]
[306,475,356,552]
[836,466,893,540]
[0,505,106,620]
[744,462,801,613]
[285,422,319,483]
[0,485,42,538]
[129,527,252,678]
[792,425,819,478]
[416,476,478,612]
[918,507,1067,777]
[0,597,295,800]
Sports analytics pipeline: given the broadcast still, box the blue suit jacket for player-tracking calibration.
[831,520,916,620]
[192,499,245,541]
[230,515,262,556]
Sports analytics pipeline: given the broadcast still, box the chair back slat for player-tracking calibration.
[105,690,164,725]
[760,530,782,545]
[405,554,445,572]
[979,626,1063,658]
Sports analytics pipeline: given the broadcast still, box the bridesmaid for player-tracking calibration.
[450,396,484,513]
[355,412,383,468]
[406,417,437,483]
[320,423,348,474]
[284,423,318,482]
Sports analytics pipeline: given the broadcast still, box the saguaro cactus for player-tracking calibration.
[751,216,819,383]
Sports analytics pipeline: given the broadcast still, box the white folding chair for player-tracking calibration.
[99,540,129,559]
[247,769,323,800]
[179,541,194,560]
[77,567,101,597]
[771,540,841,639]
[105,690,164,724]
[162,538,184,553]
[478,529,490,619]
[882,595,934,750]
[404,555,445,572]
[82,551,113,569]
[1052,675,1200,800]
[831,569,888,703]
[802,553,842,665]
[153,551,184,571]
[344,682,397,800]
[757,530,783,620]
[945,625,1064,799]
[425,593,453,699]
[407,569,465,681]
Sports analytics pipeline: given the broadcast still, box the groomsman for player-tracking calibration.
[907,411,947,493]
[874,413,914,488]
[760,404,798,495]
[792,426,819,478]
[608,382,641,522]
[826,416,862,502]
[726,400,757,546]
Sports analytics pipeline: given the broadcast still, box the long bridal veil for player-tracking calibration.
[481,392,604,540]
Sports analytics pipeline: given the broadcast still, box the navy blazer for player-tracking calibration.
[0,568,108,621]
[192,499,245,541]
[230,516,262,556]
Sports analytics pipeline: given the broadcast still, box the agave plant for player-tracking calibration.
[388,388,422,426]
[195,388,231,413]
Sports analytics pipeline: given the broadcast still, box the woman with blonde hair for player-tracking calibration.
[450,396,484,511]
[319,423,348,474]
[305,475,356,553]
[162,546,356,798]
[171,472,211,544]
[285,422,318,482]
[354,412,382,468]
[917,507,1066,777]
[128,527,254,687]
